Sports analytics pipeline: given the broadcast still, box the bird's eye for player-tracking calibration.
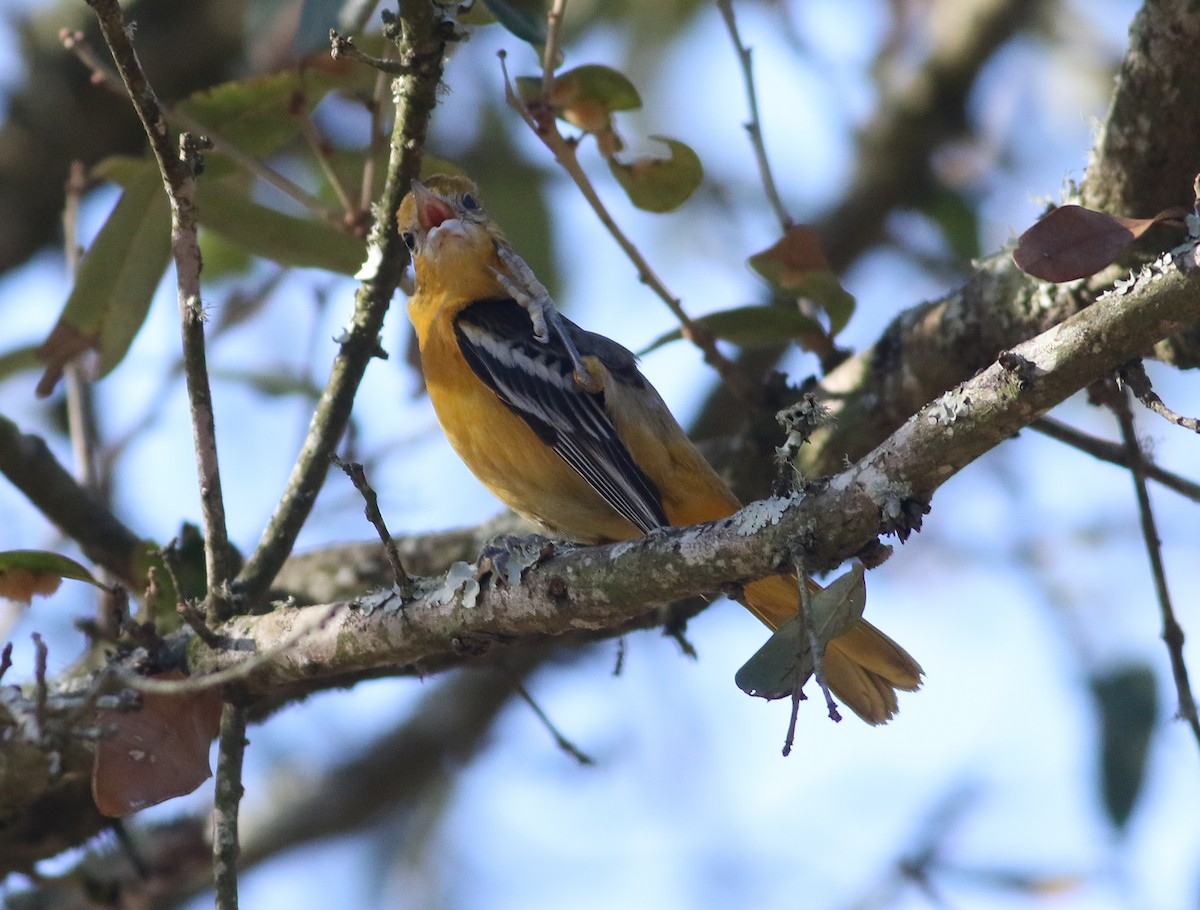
[461,193,479,211]
[402,231,416,251]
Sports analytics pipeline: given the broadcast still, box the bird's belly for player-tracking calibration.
[425,371,640,545]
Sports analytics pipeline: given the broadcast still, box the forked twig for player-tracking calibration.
[1102,380,1200,750]
[498,48,754,402]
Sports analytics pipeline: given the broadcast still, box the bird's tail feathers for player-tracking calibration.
[742,574,923,725]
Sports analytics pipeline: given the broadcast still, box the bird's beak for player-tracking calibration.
[409,180,455,232]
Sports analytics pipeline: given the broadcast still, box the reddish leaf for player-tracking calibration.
[1013,204,1186,282]
[748,225,831,284]
[748,226,857,336]
[92,671,223,817]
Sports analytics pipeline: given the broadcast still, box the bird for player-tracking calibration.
[397,173,922,723]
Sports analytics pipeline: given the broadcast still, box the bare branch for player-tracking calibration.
[331,455,412,593]
[213,700,248,910]
[1032,416,1200,502]
[1101,379,1200,749]
[716,0,792,230]
[1120,359,1200,432]
[84,0,237,615]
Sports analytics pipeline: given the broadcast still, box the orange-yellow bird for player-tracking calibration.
[398,174,922,723]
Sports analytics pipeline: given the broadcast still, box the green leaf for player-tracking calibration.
[196,179,366,274]
[640,305,824,355]
[1091,665,1157,829]
[0,550,105,604]
[479,0,549,44]
[518,64,641,124]
[735,566,866,700]
[792,271,856,336]
[176,68,362,163]
[210,366,323,399]
[198,227,255,279]
[36,159,171,397]
[0,344,41,382]
[608,137,702,213]
[131,524,209,631]
[923,187,981,263]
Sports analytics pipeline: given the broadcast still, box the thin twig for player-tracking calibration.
[804,577,841,725]
[541,0,569,93]
[499,52,755,402]
[1104,380,1200,750]
[1120,359,1200,433]
[783,562,840,757]
[330,30,411,76]
[110,820,152,881]
[0,642,12,682]
[359,51,393,214]
[509,673,594,766]
[32,633,48,738]
[179,601,226,648]
[235,1,453,606]
[213,699,248,910]
[296,110,355,215]
[715,0,793,230]
[1031,417,1200,502]
[62,160,102,494]
[63,29,341,224]
[83,1,238,619]
[331,455,412,592]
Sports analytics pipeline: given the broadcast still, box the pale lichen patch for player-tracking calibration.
[734,496,792,535]
[428,561,480,608]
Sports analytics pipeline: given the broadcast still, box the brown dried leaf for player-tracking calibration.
[92,671,224,817]
[1013,204,1186,282]
[748,225,831,287]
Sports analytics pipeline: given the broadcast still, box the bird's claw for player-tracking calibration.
[480,533,559,586]
[491,244,600,393]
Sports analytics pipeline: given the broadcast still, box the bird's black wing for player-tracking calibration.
[454,297,668,534]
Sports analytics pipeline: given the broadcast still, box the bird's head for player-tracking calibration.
[398,175,502,290]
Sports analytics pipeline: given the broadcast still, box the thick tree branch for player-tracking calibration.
[797,254,1073,474]
[3,220,1196,880]
[0,415,142,583]
[1082,0,1200,217]
[191,239,1199,693]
